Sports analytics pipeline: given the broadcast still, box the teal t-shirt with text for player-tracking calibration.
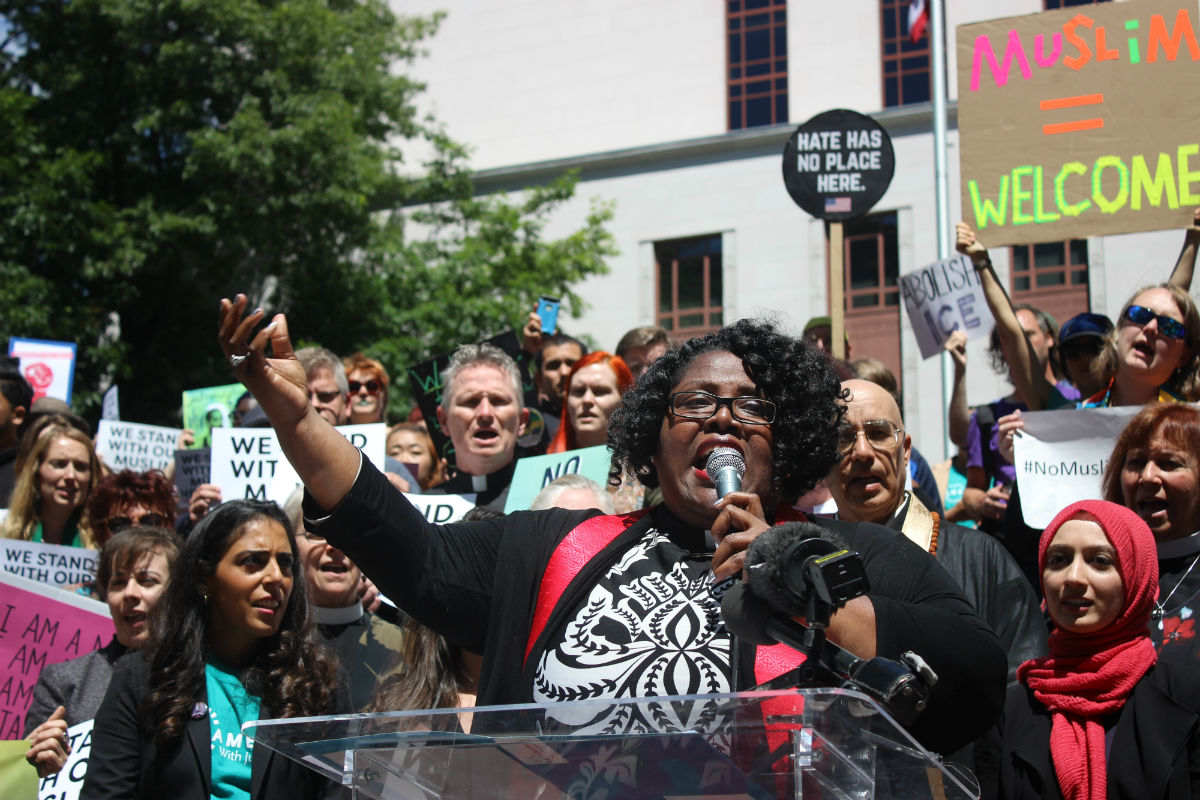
[205,659,261,800]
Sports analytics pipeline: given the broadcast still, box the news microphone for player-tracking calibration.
[720,582,934,726]
[744,522,869,618]
[706,447,746,498]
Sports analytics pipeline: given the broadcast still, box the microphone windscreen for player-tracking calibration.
[720,582,777,645]
[745,522,848,616]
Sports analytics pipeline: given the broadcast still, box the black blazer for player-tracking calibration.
[995,661,1200,800]
[81,653,345,800]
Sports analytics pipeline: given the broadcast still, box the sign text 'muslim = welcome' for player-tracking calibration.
[957,0,1200,245]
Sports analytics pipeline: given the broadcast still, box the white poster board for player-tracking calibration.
[1013,406,1143,528]
[210,424,386,504]
[37,719,92,800]
[94,421,182,473]
[8,337,76,403]
[898,255,995,359]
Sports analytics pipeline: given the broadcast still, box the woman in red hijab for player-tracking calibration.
[996,499,1200,800]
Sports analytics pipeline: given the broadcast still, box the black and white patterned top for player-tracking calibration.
[532,527,736,735]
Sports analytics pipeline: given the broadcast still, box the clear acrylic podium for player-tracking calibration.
[246,688,979,799]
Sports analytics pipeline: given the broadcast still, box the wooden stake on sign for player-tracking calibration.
[829,221,845,361]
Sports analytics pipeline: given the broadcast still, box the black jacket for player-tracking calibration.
[889,500,1048,681]
[81,654,344,800]
[308,459,1005,755]
[995,661,1200,800]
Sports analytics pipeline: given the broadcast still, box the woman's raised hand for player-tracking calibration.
[218,295,309,429]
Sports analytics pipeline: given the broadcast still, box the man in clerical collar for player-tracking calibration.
[826,379,1046,685]
[433,343,529,511]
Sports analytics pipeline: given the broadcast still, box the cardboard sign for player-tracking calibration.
[402,493,478,524]
[182,384,247,450]
[782,108,895,221]
[0,572,113,740]
[405,330,538,466]
[957,0,1200,245]
[37,718,92,800]
[8,338,76,404]
[94,421,181,474]
[210,424,386,505]
[1012,405,1143,528]
[504,446,613,514]
[173,448,212,506]
[899,254,996,359]
[1,541,98,590]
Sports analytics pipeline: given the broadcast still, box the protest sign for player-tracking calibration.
[782,108,895,221]
[899,254,996,358]
[1012,405,1143,528]
[210,424,386,505]
[37,718,92,800]
[1,541,98,590]
[182,384,246,450]
[173,448,212,506]
[958,0,1200,245]
[94,421,181,474]
[403,493,478,524]
[0,739,38,800]
[100,386,119,421]
[406,330,538,465]
[8,338,76,404]
[0,572,113,740]
[504,445,612,514]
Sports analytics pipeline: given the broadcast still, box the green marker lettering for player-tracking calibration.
[1131,153,1179,210]
[1092,155,1129,214]
[1011,166,1035,225]
[1033,166,1060,222]
[1125,19,1141,64]
[1055,162,1091,217]
[1180,144,1200,205]
[969,176,1009,228]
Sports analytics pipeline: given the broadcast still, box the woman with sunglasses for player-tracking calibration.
[957,216,1200,412]
[85,470,176,547]
[343,352,389,425]
[218,297,1006,757]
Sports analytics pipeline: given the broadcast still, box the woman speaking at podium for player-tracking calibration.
[218,295,1005,756]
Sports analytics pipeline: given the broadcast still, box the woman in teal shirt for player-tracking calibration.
[83,501,347,800]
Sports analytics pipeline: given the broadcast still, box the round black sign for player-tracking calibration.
[782,109,895,222]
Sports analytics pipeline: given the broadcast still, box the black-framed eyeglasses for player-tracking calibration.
[349,379,381,394]
[668,391,776,425]
[1124,305,1187,340]
[837,420,904,455]
[106,513,170,533]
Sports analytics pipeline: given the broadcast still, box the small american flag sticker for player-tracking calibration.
[825,197,852,213]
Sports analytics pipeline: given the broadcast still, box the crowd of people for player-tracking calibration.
[5,213,1200,798]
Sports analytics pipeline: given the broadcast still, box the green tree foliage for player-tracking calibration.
[0,0,614,422]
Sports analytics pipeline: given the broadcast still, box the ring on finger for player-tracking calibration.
[229,353,249,368]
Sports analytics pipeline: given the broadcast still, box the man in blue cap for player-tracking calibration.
[1058,312,1113,400]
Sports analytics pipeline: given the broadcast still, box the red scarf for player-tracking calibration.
[1016,500,1159,800]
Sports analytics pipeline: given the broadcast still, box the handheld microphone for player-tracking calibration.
[705,447,746,498]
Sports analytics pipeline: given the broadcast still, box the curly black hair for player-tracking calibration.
[607,318,846,503]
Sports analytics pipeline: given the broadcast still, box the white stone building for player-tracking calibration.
[394,0,1191,460]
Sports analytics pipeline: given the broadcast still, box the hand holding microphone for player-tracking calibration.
[706,447,772,581]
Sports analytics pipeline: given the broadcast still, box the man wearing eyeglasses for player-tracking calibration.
[826,379,1046,688]
[296,347,351,426]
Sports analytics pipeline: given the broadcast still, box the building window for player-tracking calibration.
[840,213,900,310]
[880,0,930,108]
[1009,240,1091,324]
[727,0,788,130]
[656,235,723,338]
[1010,240,1089,296]
[1044,0,1111,9]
